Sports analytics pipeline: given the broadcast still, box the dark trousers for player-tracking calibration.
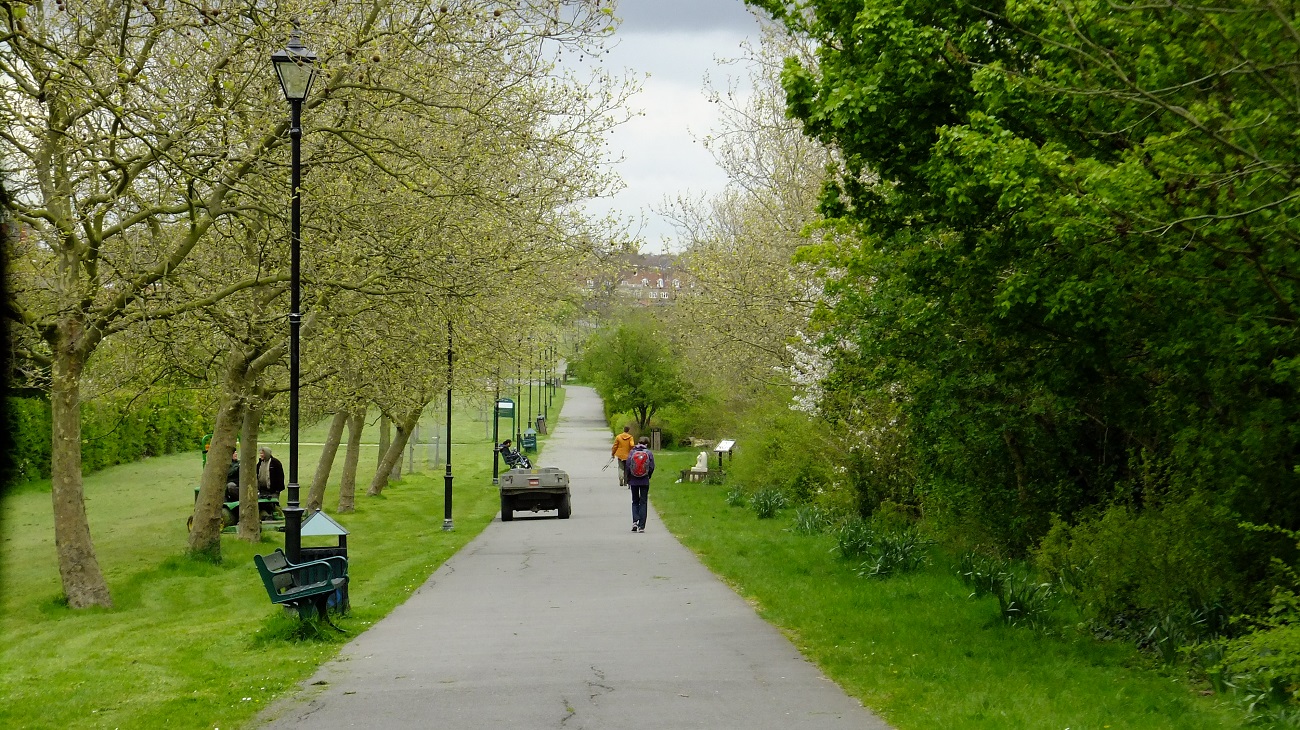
[630,484,649,528]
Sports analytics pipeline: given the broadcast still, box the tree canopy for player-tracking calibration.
[742,0,1300,616]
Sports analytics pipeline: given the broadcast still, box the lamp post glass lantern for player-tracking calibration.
[272,28,318,101]
[272,27,318,561]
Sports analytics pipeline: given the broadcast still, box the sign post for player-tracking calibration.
[493,398,515,485]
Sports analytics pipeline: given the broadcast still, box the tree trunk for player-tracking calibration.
[308,411,348,512]
[390,428,403,482]
[367,408,422,496]
[190,356,250,558]
[377,413,391,469]
[338,408,365,513]
[49,335,113,608]
[238,402,264,542]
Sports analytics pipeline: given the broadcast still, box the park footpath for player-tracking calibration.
[257,386,891,729]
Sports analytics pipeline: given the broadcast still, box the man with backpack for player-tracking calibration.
[625,436,655,532]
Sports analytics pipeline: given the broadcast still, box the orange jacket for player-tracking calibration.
[612,432,635,460]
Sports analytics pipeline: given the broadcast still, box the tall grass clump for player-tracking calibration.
[750,488,787,519]
[856,527,930,579]
[725,486,747,507]
[956,551,1056,628]
[834,519,875,560]
[792,504,831,535]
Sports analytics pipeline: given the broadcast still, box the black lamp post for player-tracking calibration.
[443,315,454,531]
[272,27,318,563]
[492,375,501,486]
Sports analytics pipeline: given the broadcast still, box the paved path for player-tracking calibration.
[258,386,891,729]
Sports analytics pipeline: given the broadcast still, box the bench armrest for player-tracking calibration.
[272,549,348,580]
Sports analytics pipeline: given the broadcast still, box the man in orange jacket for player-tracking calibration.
[611,426,635,487]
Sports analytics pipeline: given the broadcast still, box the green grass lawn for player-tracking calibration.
[650,450,1247,730]
[0,389,565,730]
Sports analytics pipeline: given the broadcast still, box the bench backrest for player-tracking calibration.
[253,553,295,594]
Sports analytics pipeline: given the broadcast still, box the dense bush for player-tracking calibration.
[834,519,875,560]
[5,392,207,485]
[725,486,746,507]
[1034,494,1274,631]
[727,399,838,507]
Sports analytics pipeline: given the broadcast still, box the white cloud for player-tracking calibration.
[581,23,760,252]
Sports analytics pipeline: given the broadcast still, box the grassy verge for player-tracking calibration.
[651,451,1245,730]
[0,391,565,730]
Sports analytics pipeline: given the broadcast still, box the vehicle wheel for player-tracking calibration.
[500,495,513,522]
[558,494,572,519]
[221,507,237,527]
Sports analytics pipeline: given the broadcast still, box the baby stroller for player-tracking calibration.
[495,441,532,470]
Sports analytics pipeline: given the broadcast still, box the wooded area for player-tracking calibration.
[2,0,627,608]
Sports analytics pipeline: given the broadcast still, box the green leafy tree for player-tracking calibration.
[748,0,1300,591]
[581,315,688,432]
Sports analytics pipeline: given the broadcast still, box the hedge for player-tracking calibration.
[5,392,207,485]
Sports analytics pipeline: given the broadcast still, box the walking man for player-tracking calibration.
[625,436,655,532]
[612,426,635,487]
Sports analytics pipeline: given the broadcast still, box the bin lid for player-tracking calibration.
[524,427,537,435]
[301,509,349,536]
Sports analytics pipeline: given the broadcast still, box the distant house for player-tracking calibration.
[576,252,695,309]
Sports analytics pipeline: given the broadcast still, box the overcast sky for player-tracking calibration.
[579,0,766,253]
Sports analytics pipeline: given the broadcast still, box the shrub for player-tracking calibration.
[1034,494,1269,630]
[750,488,787,519]
[956,552,1056,628]
[728,400,838,507]
[1217,588,1300,722]
[6,396,53,483]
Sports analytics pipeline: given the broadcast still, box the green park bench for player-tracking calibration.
[253,549,348,623]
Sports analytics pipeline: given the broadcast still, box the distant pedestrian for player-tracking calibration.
[625,436,655,532]
[611,426,635,487]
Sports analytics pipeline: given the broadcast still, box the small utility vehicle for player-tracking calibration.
[499,466,571,521]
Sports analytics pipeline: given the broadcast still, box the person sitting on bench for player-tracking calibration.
[225,450,240,501]
[257,447,285,500]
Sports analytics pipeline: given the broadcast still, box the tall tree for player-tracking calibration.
[581,313,688,431]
